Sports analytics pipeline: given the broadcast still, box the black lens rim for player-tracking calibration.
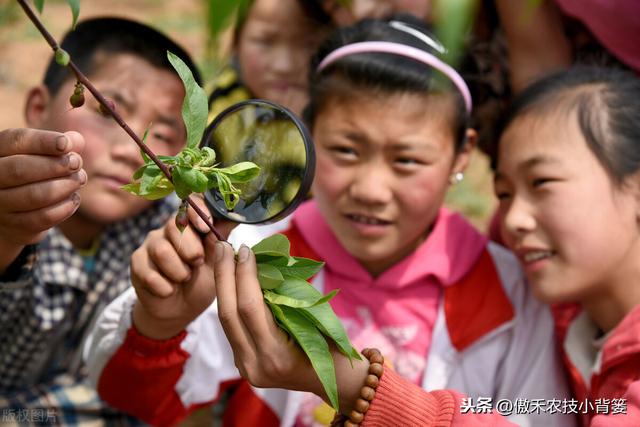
[201,99,315,224]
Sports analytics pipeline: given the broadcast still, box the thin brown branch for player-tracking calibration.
[16,0,225,241]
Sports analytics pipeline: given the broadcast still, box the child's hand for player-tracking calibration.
[130,196,234,340]
[0,129,85,272]
[213,243,368,410]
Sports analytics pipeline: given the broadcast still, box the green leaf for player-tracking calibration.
[218,161,261,183]
[140,124,152,163]
[167,51,207,149]
[66,0,80,29]
[252,234,291,257]
[199,146,217,167]
[121,180,173,200]
[179,147,202,166]
[34,0,44,14]
[255,254,291,268]
[173,166,208,198]
[302,302,362,362]
[263,289,337,309]
[267,303,339,410]
[257,263,285,290]
[281,257,325,281]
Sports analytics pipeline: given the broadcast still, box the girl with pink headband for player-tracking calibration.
[86,15,572,427]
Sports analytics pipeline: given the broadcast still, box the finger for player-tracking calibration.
[215,218,238,240]
[0,129,80,157]
[0,152,83,188]
[165,216,205,267]
[0,170,86,212]
[131,241,175,298]
[235,245,279,350]
[214,241,256,358]
[147,235,193,284]
[187,194,210,234]
[0,193,81,245]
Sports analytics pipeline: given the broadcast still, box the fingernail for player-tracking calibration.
[238,244,250,263]
[56,135,69,151]
[67,153,80,170]
[71,192,81,205]
[215,241,225,261]
[77,169,88,185]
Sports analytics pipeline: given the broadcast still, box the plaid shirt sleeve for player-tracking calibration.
[0,197,176,426]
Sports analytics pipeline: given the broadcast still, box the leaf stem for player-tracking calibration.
[16,0,225,241]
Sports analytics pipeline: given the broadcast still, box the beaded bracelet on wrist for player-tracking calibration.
[331,348,385,427]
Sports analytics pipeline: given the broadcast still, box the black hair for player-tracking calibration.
[495,66,640,184]
[304,14,470,152]
[43,17,201,96]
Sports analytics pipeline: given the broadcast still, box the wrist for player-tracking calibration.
[331,348,385,427]
[132,302,190,341]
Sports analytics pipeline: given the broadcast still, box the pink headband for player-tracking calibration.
[317,41,472,113]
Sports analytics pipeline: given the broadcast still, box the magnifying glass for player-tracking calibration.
[201,99,315,224]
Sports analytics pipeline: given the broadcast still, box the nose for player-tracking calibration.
[349,163,393,206]
[109,126,145,168]
[501,196,536,243]
[352,0,393,20]
[270,45,297,75]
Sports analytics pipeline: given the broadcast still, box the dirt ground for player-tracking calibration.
[0,0,206,130]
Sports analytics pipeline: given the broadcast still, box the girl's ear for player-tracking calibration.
[24,85,52,128]
[451,128,477,175]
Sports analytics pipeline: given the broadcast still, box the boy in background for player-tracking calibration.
[0,17,200,425]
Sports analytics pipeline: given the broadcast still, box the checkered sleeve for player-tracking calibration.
[0,241,78,391]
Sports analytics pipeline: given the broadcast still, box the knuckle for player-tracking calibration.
[237,298,260,318]
[7,160,25,183]
[217,309,236,326]
[8,129,27,153]
[151,240,175,262]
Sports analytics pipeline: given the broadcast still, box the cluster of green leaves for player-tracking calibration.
[251,234,361,411]
[121,52,260,210]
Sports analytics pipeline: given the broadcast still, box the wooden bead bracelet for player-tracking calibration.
[331,348,385,427]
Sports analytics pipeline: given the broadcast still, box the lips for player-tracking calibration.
[102,175,130,185]
[345,213,391,226]
[523,250,554,262]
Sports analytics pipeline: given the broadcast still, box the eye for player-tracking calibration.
[495,191,512,201]
[531,177,556,188]
[330,146,357,157]
[395,157,422,166]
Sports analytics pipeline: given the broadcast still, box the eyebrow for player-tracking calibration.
[154,115,181,131]
[495,155,561,181]
[342,131,437,151]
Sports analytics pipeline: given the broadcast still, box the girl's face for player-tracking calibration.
[237,0,329,116]
[495,112,640,304]
[322,0,432,25]
[312,92,471,276]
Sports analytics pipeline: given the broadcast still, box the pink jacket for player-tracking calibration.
[85,203,572,426]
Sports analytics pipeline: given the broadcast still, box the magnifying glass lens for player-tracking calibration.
[202,100,314,224]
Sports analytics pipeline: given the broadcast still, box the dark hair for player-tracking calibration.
[304,14,470,152]
[43,17,201,96]
[495,66,640,184]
